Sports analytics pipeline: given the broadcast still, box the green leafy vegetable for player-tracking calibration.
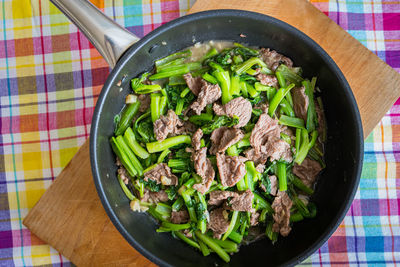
[201,115,239,134]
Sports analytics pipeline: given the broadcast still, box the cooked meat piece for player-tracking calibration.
[208,208,230,239]
[183,73,203,96]
[256,73,278,88]
[140,189,169,204]
[255,164,266,173]
[210,127,244,154]
[250,211,260,226]
[153,109,181,141]
[192,147,215,194]
[249,112,293,163]
[143,163,178,186]
[213,102,225,116]
[208,190,238,206]
[170,210,189,224]
[153,109,194,141]
[189,82,222,115]
[138,94,151,112]
[271,191,293,236]
[176,120,197,135]
[292,157,323,187]
[216,153,247,187]
[225,189,254,212]
[269,175,278,196]
[260,48,293,71]
[250,113,280,154]
[262,138,292,162]
[212,97,252,128]
[244,148,269,165]
[191,128,203,151]
[292,86,309,122]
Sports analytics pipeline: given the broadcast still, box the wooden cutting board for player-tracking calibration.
[23,0,400,266]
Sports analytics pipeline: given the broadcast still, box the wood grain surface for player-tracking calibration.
[23,0,400,266]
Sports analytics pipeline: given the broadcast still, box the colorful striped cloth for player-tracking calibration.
[0,0,398,266]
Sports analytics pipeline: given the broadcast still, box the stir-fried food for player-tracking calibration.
[110,41,326,263]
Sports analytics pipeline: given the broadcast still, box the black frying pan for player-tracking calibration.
[51,1,363,266]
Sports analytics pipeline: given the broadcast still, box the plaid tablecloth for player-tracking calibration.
[0,0,399,266]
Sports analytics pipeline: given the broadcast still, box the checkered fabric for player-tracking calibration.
[0,0,398,266]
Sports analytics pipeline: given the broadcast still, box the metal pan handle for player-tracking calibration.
[50,0,139,68]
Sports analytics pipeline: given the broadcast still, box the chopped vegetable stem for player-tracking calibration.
[195,231,230,263]
[279,115,305,129]
[115,102,141,136]
[124,127,150,159]
[118,174,135,200]
[277,162,287,191]
[222,210,239,241]
[155,50,191,67]
[268,83,295,117]
[174,231,200,250]
[116,135,143,176]
[146,135,191,153]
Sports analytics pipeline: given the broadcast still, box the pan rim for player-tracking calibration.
[90,9,364,267]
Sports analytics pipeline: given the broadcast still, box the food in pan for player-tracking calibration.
[110,41,326,262]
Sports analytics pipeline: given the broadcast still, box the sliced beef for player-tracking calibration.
[260,48,293,71]
[177,120,197,135]
[138,94,151,112]
[262,138,292,162]
[212,97,252,128]
[208,190,238,206]
[189,82,221,115]
[225,189,254,212]
[250,113,280,153]
[249,112,293,163]
[140,189,169,204]
[216,153,247,187]
[244,148,269,165]
[292,86,309,122]
[250,212,260,226]
[143,163,178,186]
[153,109,181,141]
[170,210,189,224]
[292,157,323,187]
[192,147,215,194]
[154,110,194,141]
[256,74,278,88]
[191,128,203,151]
[213,102,225,116]
[183,73,203,96]
[271,191,293,236]
[269,175,278,196]
[210,127,244,154]
[208,208,230,239]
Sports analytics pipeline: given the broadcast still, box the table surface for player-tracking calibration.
[0,0,399,266]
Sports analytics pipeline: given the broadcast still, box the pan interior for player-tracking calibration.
[91,10,363,267]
